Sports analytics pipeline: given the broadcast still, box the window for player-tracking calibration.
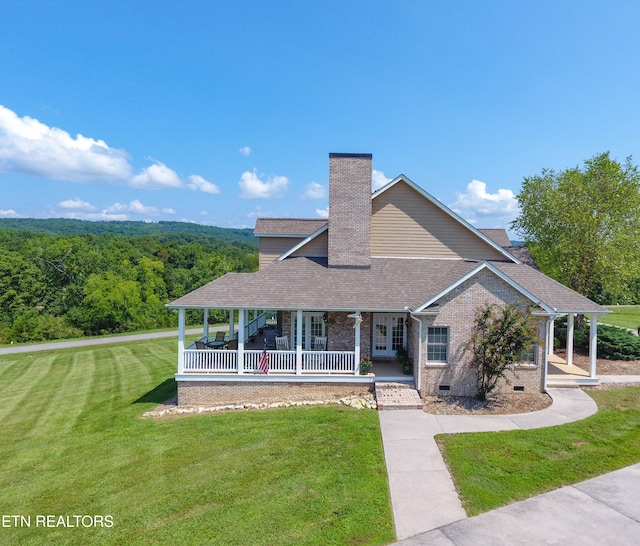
[427,327,448,363]
[519,345,537,366]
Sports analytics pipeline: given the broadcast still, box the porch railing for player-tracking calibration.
[244,312,268,341]
[182,347,356,375]
[244,350,296,373]
[183,349,237,373]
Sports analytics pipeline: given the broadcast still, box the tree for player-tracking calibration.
[466,302,540,400]
[511,152,640,303]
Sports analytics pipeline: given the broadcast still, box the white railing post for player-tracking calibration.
[178,308,185,374]
[296,309,303,375]
[237,309,245,374]
[203,309,209,341]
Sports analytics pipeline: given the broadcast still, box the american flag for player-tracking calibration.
[258,349,269,374]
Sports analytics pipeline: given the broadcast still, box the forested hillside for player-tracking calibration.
[0,218,254,242]
[0,220,258,343]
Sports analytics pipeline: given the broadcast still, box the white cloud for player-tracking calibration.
[0,106,225,199]
[245,210,271,219]
[239,146,252,156]
[187,174,220,194]
[58,198,97,211]
[130,161,183,190]
[449,180,518,226]
[0,105,131,182]
[372,169,391,190]
[62,210,129,221]
[316,208,329,218]
[0,208,21,218]
[104,199,159,216]
[162,208,176,214]
[302,181,325,199]
[239,169,289,199]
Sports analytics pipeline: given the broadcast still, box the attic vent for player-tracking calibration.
[439,385,450,391]
[513,386,525,392]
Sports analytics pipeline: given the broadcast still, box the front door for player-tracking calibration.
[372,313,407,357]
[292,312,325,349]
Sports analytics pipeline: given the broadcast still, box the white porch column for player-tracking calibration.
[203,309,209,340]
[354,314,361,375]
[566,313,575,366]
[547,319,555,356]
[589,314,598,379]
[296,309,303,375]
[178,308,185,374]
[228,310,235,340]
[237,309,245,375]
[543,317,551,391]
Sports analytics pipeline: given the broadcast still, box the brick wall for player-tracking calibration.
[279,311,371,355]
[328,153,372,268]
[178,380,373,406]
[419,268,545,396]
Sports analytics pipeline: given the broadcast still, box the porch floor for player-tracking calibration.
[236,328,413,383]
[547,354,598,386]
[370,360,414,383]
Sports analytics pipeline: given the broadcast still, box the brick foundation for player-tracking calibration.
[422,364,542,396]
[178,380,373,406]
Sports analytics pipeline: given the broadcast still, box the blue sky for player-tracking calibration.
[1,1,639,236]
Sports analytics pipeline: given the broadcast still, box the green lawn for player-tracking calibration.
[0,339,394,545]
[437,386,640,516]
[602,305,640,329]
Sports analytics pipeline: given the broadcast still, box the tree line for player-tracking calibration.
[0,221,258,343]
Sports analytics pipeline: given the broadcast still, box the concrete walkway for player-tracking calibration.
[380,381,640,542]
[395,462,640,545]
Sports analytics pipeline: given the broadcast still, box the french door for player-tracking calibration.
[292,312,325,349]
[372,313,407,357]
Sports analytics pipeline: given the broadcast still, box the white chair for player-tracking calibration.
[313,336,327,351]
[275,335,289,350]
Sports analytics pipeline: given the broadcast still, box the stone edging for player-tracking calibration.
[143,393,377,418]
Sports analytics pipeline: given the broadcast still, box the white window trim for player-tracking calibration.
[427,326,449,364]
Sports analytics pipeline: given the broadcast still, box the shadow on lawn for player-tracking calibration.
[133,378,177,404]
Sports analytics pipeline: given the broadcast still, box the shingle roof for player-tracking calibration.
[254,218,328,237]
[478,228,512,247]
[492,262,607,314]
[168,257,609,315]
[503,245,539,269]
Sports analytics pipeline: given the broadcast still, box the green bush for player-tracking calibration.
[557,321,640,360]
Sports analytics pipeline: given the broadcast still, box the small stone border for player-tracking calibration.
[143,393,377,418]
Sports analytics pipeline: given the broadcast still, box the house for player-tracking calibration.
[168,153,609,406]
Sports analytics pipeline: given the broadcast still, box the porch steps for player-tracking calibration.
[375,382,423,410]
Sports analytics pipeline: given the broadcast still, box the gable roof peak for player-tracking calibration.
[372,174,521,264]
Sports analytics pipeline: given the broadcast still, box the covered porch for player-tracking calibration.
[545,312,602,387]
[176,307,364,377]
[175,307,412,382]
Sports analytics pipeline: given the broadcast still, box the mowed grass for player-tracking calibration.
[0,339,394,545]
[602,305,640,329]
[437,386,640,516]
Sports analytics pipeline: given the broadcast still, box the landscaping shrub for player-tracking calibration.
[556,321,640,360]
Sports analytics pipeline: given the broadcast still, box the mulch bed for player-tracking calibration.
[423,351,640,415]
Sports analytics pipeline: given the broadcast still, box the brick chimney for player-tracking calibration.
[328,153,372,268]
